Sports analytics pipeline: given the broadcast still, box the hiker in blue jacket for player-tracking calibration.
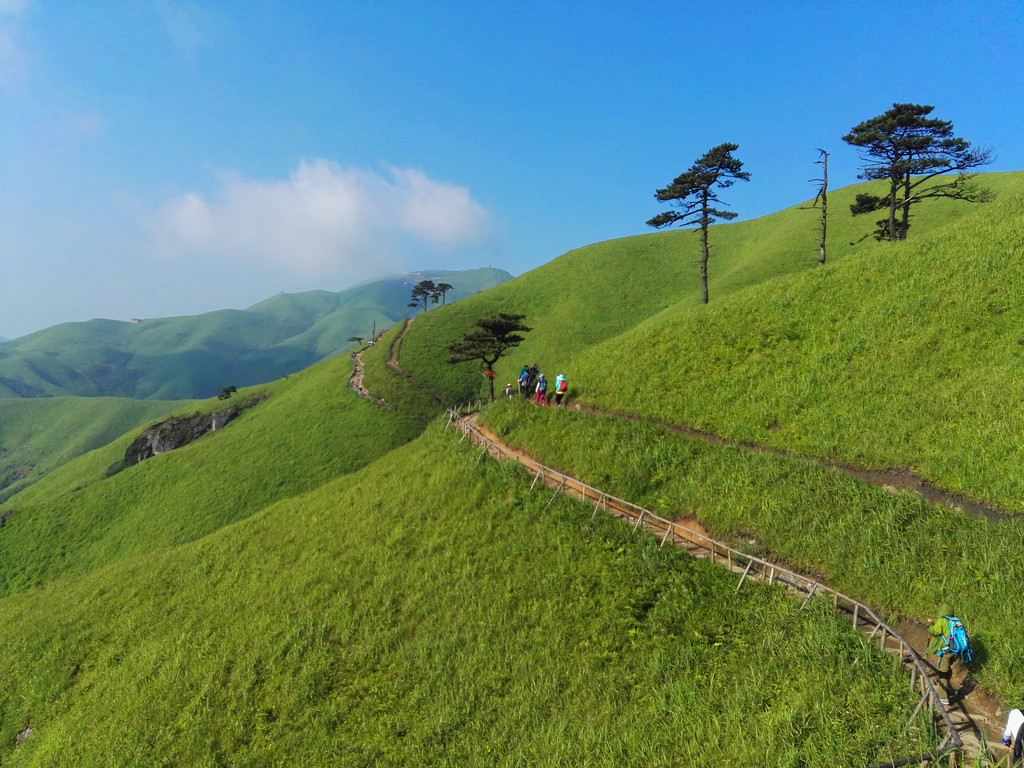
[534,372,548,405]
[518,365,531,397]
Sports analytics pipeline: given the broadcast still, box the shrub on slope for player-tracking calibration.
[0,353,424,597]
[0,422,928,767]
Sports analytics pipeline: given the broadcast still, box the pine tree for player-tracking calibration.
[647,143,749,303]
[447,313,531,401]
[843,103,992,241]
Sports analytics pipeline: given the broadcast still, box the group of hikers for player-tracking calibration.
[502,363,568,406]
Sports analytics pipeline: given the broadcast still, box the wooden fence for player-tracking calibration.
[446,406,964,768]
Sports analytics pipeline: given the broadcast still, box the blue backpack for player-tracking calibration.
[940,615,973,664]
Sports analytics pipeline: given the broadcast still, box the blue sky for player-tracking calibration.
[1,0,1022,340]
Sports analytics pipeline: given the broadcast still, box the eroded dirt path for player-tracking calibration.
[571,403,1016,523]
[385,317,448,406]
[464,413,1008,765]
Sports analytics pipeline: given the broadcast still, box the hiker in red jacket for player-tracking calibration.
[534,372,548,405]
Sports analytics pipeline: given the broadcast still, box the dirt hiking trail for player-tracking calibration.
[464,413,1008,766]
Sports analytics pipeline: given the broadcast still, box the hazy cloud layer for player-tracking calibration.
[148,159,501,277]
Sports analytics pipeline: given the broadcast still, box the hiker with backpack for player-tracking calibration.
[553,373,568,407]
[1003,708,1024,766]
[518,365,532,397]
[927,602,973,706]
[534,372,548,405]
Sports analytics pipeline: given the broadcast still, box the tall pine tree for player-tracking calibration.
[647,143,749,304]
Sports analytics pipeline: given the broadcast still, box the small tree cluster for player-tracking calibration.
[408,280,455,313]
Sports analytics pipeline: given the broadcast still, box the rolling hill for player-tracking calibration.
[2,172,1023,764]
[0,268,510,400]
[0,396,188,503]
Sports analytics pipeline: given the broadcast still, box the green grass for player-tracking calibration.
[0,422,931,767]
[389,172,1024,411]
[479,399,1024,702]
[568,184,1024,511]
[0,396,188,502]
[0,352,424,597]
[356,321,448,419]
[2,172,1022,764]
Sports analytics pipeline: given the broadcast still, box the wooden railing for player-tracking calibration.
[446,408,964,768]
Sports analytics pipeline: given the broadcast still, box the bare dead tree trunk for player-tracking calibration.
[816,149,829,264]
[700,213,710,304]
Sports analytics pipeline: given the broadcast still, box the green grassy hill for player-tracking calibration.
[361,171,1024,702]
[0,268,510,400]
[0,397,187,503]
[378,171,1024,410]
[0,419,927,767]
[569,179,1024,512]
[2,172,1022,764]
[0,352,425,597]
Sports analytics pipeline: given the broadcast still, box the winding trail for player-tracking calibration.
[457,410,1005,766]
[351,351,1013,765]
[386,318,448,406]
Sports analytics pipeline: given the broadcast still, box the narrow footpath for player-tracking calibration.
[459,411,1004,766]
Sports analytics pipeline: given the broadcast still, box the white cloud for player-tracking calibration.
[147,159,501,277]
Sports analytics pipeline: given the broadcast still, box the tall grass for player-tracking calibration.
[480,399,1024,702]
[387,173,1023,417]
[0,396,186,502]
[567,187,1024,512]
[0,353,424,596]
[0,422,930,767]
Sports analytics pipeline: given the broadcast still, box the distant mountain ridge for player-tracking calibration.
[0,268,510,400]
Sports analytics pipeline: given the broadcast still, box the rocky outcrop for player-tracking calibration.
[123,408,239,464]
[108,395,265,476]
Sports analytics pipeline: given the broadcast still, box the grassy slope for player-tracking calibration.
[0,352,424,597]
[0,422,926,767]
[0,173,1019,762]
[386,171,1024,699]
[570,179,1024,511]
[479,400,1024,702]
[391,172,1024,408]
[0,268,509,400]
[0,396,187,503]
